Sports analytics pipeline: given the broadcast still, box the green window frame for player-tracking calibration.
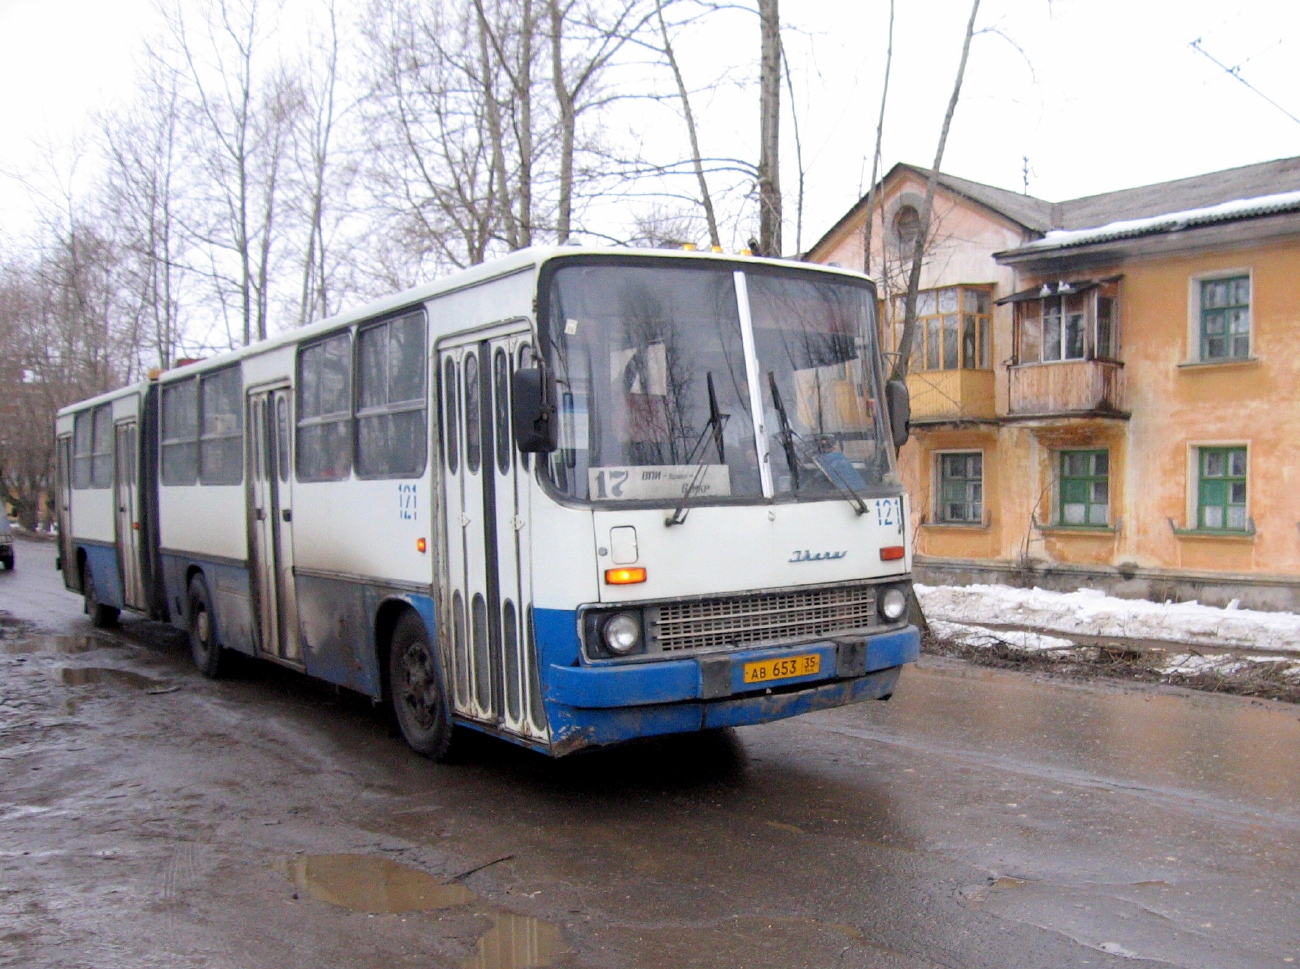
[938,452,983,524]
[1200,276,1250,361]
[1197,447,1248,531]
[1058,449,1108,526]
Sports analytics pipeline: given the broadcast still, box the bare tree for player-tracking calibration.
[162,0,300,346]
[893,0,980,381]
[653,0,720,248]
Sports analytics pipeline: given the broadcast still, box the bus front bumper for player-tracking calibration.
[543,626,919,754]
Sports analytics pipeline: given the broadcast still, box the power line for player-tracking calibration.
[1189,37,1300,128]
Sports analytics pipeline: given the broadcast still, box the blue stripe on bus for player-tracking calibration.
[546,666,903,752]
[543,625,920,709]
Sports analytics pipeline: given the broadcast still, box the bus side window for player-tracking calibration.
[297,332,352,482]
[72,410,94,489]
[465,352,481,474]
[444,357,459,474]
[161,380,199,486]
[493,347,511,475]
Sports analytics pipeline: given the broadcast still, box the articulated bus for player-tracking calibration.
[55,247,919,758]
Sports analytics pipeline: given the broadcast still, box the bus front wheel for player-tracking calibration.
[388,612,453,760]
[188,575,227,678]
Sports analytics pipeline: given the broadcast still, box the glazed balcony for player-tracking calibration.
[906,368,996,423]
[1007,359,1126,417]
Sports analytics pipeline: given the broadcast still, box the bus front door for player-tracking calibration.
[248,388,301,664]
[56,436,75,586]
[441,332,546,741]
[113,422,145,610]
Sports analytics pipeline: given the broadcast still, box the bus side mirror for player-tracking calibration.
[512,366,558,453]
[885,378,910,450]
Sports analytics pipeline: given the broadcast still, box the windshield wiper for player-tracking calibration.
[666,372,729,527]
[768,371,869,517]
[768,372,800,492]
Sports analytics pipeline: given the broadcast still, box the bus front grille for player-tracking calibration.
[646,583,878,653]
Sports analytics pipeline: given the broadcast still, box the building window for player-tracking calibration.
[1199,276,1250,361]
[1197,446,1247,530]
[885,286,992,373]
[297,332,353,482]
[1013,279,1119,364]
[1059,449,1108,526]
[937,451,983,524]
[356,310,427,478]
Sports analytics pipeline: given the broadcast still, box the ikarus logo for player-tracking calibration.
[789,549,847,563]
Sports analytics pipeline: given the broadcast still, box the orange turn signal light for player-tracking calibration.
[880,545,905,561]
[416,537,427,553]
[604,567,646,585]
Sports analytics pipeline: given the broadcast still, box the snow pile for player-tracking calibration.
[917,583,1300,654]
[929,619,1075,655]
[1158,653,1300,678]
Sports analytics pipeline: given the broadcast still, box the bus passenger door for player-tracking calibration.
[248,389,301,664]
[440,331,544,740]
[270,389,300,661]
[114,422,145,610]
[56,436,75,587]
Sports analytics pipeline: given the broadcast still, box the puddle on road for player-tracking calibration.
[7,634,118,655]
[59,667,170,691]
[280,854,565,968]
[281,854,478,912]
[462,911,564,969]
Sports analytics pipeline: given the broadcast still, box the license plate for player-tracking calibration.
[742,653,821,685]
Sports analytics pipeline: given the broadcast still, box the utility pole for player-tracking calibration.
[757,0,781,257]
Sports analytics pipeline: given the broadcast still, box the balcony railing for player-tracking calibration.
[906,369,996,423]
[1007,359,1125,417]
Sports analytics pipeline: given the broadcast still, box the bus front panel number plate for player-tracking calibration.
[742,654,820,685]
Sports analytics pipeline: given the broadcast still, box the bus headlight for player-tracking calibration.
[879,586,908,623]
[602,613,643,655]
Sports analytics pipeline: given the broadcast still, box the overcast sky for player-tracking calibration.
[1,0,1297,253]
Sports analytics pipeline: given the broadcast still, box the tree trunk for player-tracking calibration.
[893,0,980,382]
[862,0,894,276]
[550,0,575,245]
[757,0,781,257]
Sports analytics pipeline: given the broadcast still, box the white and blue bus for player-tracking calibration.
[55,247,919,758]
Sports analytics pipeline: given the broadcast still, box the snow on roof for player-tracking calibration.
[1015,189,1300,252]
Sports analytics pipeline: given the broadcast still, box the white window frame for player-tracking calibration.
[1186,268,1253,364]
[933,449,985,525]
[1185,440,1250,532]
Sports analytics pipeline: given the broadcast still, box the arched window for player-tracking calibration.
[893,205,920,252]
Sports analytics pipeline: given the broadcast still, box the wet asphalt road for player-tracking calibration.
[1,535,1298,969]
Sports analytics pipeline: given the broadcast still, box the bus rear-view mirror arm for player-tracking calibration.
[512,365,559,453]
[886,378,910,450]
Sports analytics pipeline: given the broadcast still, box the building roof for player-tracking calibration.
[808,156,1300,260]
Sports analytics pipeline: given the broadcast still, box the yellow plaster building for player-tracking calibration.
[809,158,1300,609]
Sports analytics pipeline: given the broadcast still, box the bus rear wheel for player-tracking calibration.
[83,567,119,628]
[188,575,227,678]
[388,612,453,760]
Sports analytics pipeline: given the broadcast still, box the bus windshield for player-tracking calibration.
[540,258,890,505]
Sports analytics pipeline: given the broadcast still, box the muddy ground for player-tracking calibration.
[2,535,1299,968]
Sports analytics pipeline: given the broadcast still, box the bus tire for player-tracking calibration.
[83,567,119,628]
[388,611,453,760]
[188,575,226,678]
